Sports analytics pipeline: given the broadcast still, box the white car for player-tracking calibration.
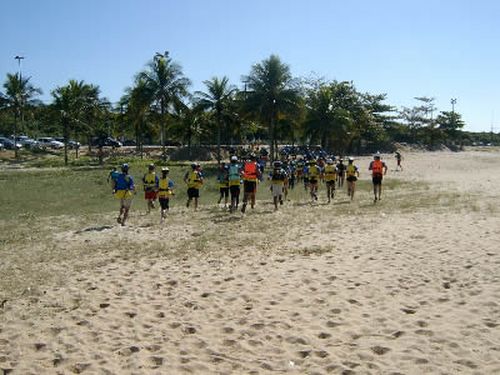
[37,137,64,149]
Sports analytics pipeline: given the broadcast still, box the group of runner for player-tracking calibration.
[109,152,396,225]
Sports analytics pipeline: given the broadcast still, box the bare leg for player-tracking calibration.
[122,207,129,226]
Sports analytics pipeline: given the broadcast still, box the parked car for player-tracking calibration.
[122,139,136,146]
[91,136,122,148]
[0,142,4,151]
[54,137,81,149]
[37,137,64,149]
[14,135,39,148]
[0,136,22,150]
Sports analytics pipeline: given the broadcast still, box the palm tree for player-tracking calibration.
[195,76,236,163]
[122,78,153,158]
[138,51,190,160]
[244,55,300,160]
[1,73,42,157]
[304,81,360,153]
[170,101,207,160]
[52,80,104,164]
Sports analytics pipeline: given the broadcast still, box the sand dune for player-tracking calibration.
[1,151,500,374]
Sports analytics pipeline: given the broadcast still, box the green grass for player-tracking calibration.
[0,164,483,221]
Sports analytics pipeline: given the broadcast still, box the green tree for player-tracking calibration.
[52,80,105,164]
[122,79,154,158]
[436,110,465,145]
[1,73,42,157]
[195,76,236,163]
[138,51,191,160]
[304,81,359,153]
[169,101,207,160]
[244,55,301,160]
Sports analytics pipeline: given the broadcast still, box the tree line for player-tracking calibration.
[0,52,469,164]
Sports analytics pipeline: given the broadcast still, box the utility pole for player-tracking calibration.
[14,55,25,159]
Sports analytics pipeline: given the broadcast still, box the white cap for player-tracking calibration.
[231,155,238,161]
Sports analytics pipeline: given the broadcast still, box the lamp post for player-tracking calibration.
[451,98,457,113]
[14,55,25,159]
[451,98,457,129]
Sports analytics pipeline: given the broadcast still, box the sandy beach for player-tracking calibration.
[1,150,500,374]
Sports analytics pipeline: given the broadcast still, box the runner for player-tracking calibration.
[345,157,360,201]
[228,155,242,213]
[288,159,296,190]
[303,159,310,191]
[142,163,159,214]
[114,163,135,226]
[336,158,346,188]
[308,159,321,202]
[157,167,175,222]
[296,157,304,184]
[184,163,204,211]
[269,160,286,211]
[241,154,260,214]
[281,159,290,201]
[323,158,337,203]
[395,151,403,171]
[107,167,119,186]
[217,162,229,208]
[368,152,388,202]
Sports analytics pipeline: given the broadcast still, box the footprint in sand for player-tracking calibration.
[148,356,164,367]
[371,346,391,355]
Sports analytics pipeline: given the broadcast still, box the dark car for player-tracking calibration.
[0,136,22,150]
[91,136,122,147]
[54,137,81,149]
[122,139,136,146]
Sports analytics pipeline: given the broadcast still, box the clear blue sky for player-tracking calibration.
[1,0,499,132]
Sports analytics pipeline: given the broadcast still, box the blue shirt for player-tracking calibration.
[115,173,134,191]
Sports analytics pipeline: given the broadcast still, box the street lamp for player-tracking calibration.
[451,98,457,113]
[13,55,25,158]
[15,55,24,79]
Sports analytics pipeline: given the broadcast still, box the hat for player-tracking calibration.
[326,158,333,164]
[161,167,169,172]
[374,152,381,159]
[191,163,197,169]
[348,157,354,162]
[121,163,129,171]
[231,155,238,162]
[273,160,282,168]
[148,163,155,170]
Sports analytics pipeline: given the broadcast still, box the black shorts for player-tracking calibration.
[243,181,256,194]
[230,185,240,197]
[309,178,318,185]
[187,187,200,199]
[346,176,357,182]
[372,175,383,185]
[326,180,336,188]
[219,187,229,197]
[159,197,170,210]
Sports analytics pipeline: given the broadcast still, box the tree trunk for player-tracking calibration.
[217,111,222,164]
[63,119,69,166]
[269,115,275,163]
[160,100,167,162]
[98,145,104,165]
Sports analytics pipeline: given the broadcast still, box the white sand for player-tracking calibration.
[1,150,500,374]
